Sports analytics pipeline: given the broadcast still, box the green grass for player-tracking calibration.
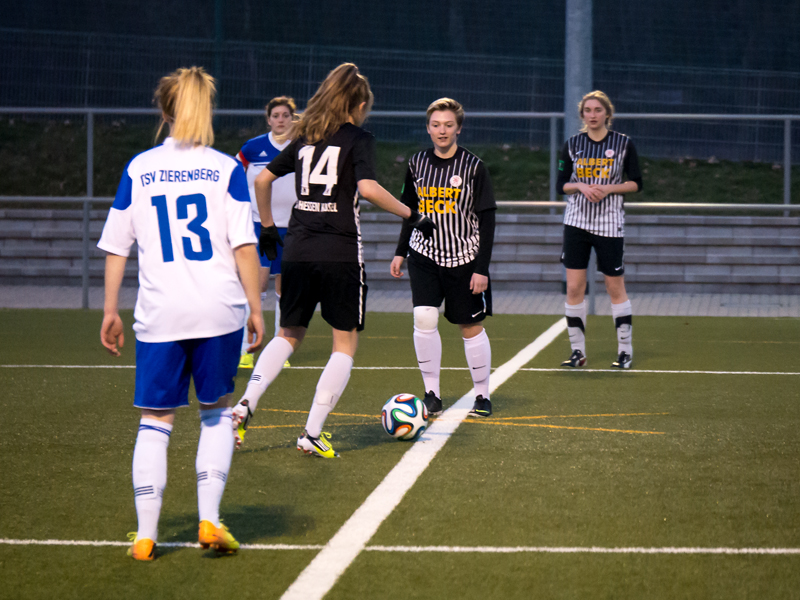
[1,310,799,599]
[1,116,797,204]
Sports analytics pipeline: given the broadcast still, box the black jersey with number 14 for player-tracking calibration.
[267,123,376,263]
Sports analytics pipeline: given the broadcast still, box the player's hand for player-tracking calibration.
[408,212,437,240]
[258,224,283,261]
[100,313,125,356]
[246,311,265,353]
[588,184,611,201]
[470,273,488,295]
[232,400,253,449]
[390,256,405,278]
[578,183,604,203]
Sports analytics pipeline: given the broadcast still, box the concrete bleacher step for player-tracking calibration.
[1,207,798,293]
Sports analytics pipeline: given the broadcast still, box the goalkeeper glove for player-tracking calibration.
[408,212,437,240]
[258,225,283,261]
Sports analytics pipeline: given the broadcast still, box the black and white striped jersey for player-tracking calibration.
[556,131,643,237]
[397,147,496,268]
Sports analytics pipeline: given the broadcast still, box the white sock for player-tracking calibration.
[464,329,491,399]
[196,407,234,526]
[240,302,251,355]
[305,352,354,437]
[565,301,587,354]
[132,418,172,542]
[260,291,267,309]
[611,300,633,357]
[241,336,294,410]
[274,294,281,338]
[413,327,442,398]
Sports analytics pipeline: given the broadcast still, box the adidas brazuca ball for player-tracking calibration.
[381,393,428,441]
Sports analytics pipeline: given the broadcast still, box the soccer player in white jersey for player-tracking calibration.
[556,90,643,369]
[98,67,264,560]
[230,63,435,458]
[236,96,298,368]
[391,98,497,418]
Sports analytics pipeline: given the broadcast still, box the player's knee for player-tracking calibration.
[413,306,439,331]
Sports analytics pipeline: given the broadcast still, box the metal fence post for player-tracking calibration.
[785,119,792,217]
[82,111,94,310]
[549,116,557,214]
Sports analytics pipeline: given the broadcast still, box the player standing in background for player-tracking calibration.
[557,90,643,369]
[236,97,298,368]
[231,63,435,457]
[390,98,496,418]
[99,67,264,560]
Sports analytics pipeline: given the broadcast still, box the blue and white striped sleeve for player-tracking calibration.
[97,163,136,257]
[225,162,258,249]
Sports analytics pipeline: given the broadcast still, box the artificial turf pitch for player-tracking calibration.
[1,309,798,599]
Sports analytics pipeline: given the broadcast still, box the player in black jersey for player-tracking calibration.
[391,98,496,418]
[231,63,435,457]
[556,90,643,369]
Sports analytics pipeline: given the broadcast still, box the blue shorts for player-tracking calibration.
[134,328,243,410]
[254,222,287,273]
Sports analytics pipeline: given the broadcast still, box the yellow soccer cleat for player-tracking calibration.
[239,353,254,369]
[296,430,339,458]
[199,520,240,554]
[127,532,156,561]
[284,360,291,368]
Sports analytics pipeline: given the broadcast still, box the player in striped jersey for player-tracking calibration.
[556,90,643,369]
[391,98,496,418]
[99,67,264,560]
[231,63,435,457]
[235,97,297,368]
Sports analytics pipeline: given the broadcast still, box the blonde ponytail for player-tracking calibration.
[154,67,216,146]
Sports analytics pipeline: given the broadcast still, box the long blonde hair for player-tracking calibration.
[154,67,216,146]
[292,63,374,144]
[578,90,615,131]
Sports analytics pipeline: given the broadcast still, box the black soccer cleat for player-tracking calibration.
[561,349,587,368]
[422,391,443,416]
[611,351,632,369]
[468,395,492,418]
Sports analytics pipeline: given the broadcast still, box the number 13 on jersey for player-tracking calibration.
[298,145,340,196]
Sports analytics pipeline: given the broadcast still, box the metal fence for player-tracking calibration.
[3,28,800,162]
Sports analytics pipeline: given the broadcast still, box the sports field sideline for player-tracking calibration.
[1,300,798,599]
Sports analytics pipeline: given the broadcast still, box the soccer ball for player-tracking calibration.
[381,393,428,441]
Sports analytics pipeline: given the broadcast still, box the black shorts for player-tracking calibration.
[280,261,368,332]
[561,225,625,277]
[407,250,492,325]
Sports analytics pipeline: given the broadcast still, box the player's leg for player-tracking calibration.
[443,261,493,417]
[561,225,592,367]
[297,262,365,457]
[233,260,315,440]
[129,339,192,560]
[596,235,632,368]
[192,330,244,553]
[407,250,446,415]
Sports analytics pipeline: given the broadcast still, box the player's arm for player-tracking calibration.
[590,140,644,199]
[234,244,265,353]
[254,167,278,227]
[558,142,603,202]
[470,163,496,294]
[390,167,419,278]
[101,252,127,356]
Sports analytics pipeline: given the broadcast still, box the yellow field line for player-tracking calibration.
[261,408,379,419]
[488,412,669,421]
[249,422,374,430]
[464,420,664,435]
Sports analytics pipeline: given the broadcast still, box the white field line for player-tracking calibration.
[0,538,322,550]
[2,365,798,376]
[279,318,568,600]
[2,538,798,556]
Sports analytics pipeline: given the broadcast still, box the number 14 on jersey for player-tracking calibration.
[298,145,340,196]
